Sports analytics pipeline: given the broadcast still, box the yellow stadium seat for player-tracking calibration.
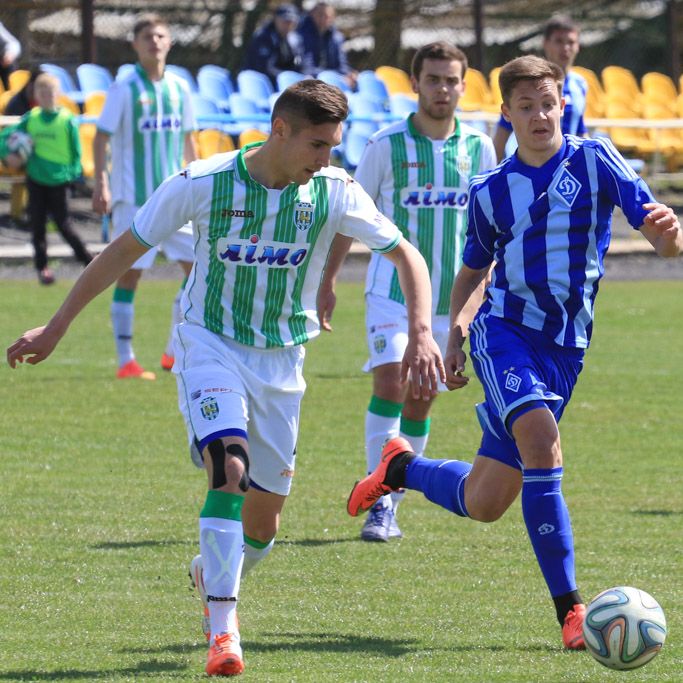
[643,102,683,155]
[375,66,414,97]
[58,95,80,114]
[602,66,642,111]
[641,72,678,109]
[8,69,30,92]
[460,68,498,113]
[238,128,268,148]
[83,91,106,117]
[571,66,605,118]
[196,128,235,159]
[78,122,96,178]
[605,100,657,156]
[488,66,502,109]
[0,89,15,113]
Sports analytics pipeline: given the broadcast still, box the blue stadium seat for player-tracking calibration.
[40,63,85,104]
[348,93,384,136]
[166,64,199,92]
[228,92,269,135]
[198,66,234,111]
[276,70,308,91]
[357,70,389,108]
[344,128,371,169]
[191,93,223,129]
[390,94,417,118]
[76,63,113,95]
[236,70,274,111]
[317,69,352,93]
[116,63,135,81]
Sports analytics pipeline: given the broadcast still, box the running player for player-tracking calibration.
[320,42,495,542]
[492,15,587,161]
[347,56,682,650]
[8,80,444,677]
[92,13,197,380]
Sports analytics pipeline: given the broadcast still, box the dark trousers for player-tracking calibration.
[27,178,92,271]
[0,62,15,91]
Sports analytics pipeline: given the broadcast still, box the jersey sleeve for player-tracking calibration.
[478,134,498,174]
[594,138,656,229]
[97,82,125,135]
[131,169,195,248]
[462,184,496,269]
[352,134,386,202]
[337,177,401,253]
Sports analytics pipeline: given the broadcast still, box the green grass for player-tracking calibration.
[1,277,682,682]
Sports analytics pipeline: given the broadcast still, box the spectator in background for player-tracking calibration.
[5,69,44,116]
[0,21,21,91]
[299,2,357,89]
[243,3,304,87]
[492,15,587,161]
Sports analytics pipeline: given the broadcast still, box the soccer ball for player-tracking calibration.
[6,130,33,162]
[582,586,667,670]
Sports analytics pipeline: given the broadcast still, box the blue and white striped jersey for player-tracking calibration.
[464,135,655,348]
[498,70,587,137]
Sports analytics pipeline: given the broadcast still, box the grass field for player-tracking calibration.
[1,277,682,682]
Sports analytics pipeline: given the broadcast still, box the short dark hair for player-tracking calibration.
[498,55,563,104]
[133,13,169,38]
[271,79,349,130]
[411,41,468,80]
[543,15,580,41]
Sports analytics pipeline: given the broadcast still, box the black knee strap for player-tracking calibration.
[206,440,250,491]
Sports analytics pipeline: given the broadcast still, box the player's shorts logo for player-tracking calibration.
[552,168,581,207]
[504,372,522,393]
[373,334,387,354]
[294,202,315,231]
[200,396,219,421]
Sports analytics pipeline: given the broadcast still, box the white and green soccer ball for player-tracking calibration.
[583,586,666,670]
[6,130,33,162]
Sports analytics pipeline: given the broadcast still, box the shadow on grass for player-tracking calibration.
[277,537,356,547]
[631,509,681,516]
[252,631,416,656]
[91,539,192,550]
[0,660,187,681]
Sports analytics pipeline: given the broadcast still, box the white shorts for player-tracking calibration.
[174,323,306,496]
[364,293,450,391]
[112,202,194,270]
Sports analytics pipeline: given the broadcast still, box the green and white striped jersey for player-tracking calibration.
[356,114,496,315]
[97,64,196,207]
[132,145,401,348]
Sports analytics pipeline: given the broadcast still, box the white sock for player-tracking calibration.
[365,410,401,472]
[199,517,244,640]
[164,282,185,356]
[111,300,135,366]
[399,431,430,458]
[242,538,274,578]
[390,490,406,512]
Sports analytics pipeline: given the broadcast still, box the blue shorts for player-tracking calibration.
[469,313,585,470]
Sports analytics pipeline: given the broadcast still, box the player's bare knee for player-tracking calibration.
[205,440,250,491]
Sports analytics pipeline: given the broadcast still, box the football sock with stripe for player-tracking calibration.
[241,535,274,578]
[399,416,431,457]
[402,456,472,517]
[111,287,136,366]
[522,467,578,620]
[164,276,187,357]
[199,491,244,641]
[365,395,402,471]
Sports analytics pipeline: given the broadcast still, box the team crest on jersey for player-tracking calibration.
[294,202,315,231]
[200,396,219,420]
[456,155,472,175]
[374,334,387,354]
[552,168,581,207]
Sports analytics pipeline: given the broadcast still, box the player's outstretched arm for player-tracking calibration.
[444,264,490,391]
[383,238,446,400]
[317,234,354,332]
[7,231,149,368]
[640,203,683,257]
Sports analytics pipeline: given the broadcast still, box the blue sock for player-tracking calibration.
[522,467,576,597]
[405,457,471,517]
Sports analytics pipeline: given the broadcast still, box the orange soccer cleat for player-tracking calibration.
[206,631,244,677]
[116,359,156,380]
[347,437,413,517]
[562,603,587,650]
[160,353,174,371]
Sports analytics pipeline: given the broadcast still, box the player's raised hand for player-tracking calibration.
[444,345,470,391]
[643,202,680,234]
[401,331,446,401]
[641,202,682,257]
[7,326,59,368]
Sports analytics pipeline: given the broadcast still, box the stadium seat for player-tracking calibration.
[460,68,498,112]
[58,95,80,114]
[570,65,605,118]
[76,63,113,95]
[357,70,389,108]
[166,64,199,92]
[348,93,384,136]
[228,93,269,135]
[8,69,30,92]
[375,65,413,96]
[238,128,268,148]
[198,65,234,110]
[605,99,657,156]
[40,63,85,103]
[276,70,309,91]
[83,91,106,117]
[78,122,96,178]
[641,72,678,110]
[344,128,371,169]
[196,128,235,159]
[191,93,222,129]
[601,66,642,112]
[0,89,14,113]
[643,102,683,156]
[317,69,352,92]
[116,63,135,81]
[389,93,417,118]
[236,70,274,110]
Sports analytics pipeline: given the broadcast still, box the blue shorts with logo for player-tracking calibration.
[469,313,585,470]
